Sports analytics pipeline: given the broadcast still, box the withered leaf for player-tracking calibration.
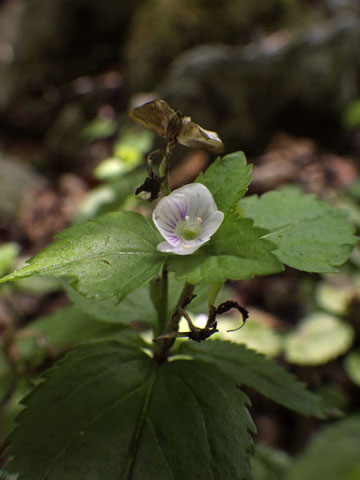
[129,99,176,138]
[135,174,164,201]
[178,118,224,154]
[129,99,224,154]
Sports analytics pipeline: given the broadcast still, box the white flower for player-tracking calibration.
[153,183,224,255]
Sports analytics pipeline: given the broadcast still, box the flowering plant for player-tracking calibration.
[0,100,356,479]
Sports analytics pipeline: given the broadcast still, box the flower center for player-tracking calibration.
[176,215,202,241]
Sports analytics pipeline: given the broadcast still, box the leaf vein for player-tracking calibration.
[40,373,149,479]
[175,373,214,480]
[146,418,176,480]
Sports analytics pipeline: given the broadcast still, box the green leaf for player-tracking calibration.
[23,306,145,353]
[0,212,164,302]
[0,243,19,278]
[0,347,14,403]
[343,98,360,129]
[316,384,350,412]
[240,188,357,273]
[65,281,159,326]
[9,307,145,379]
[169,216,283,284]
[288,415,360,480]
[1,378,30,444]
[14,275,62,295]
[66,274,218,325]
[179,340,333,418]
[216,316,283,357]
[315,278,355,315]
[1,312,143,444]
[196,151,252,214]
[284,312,354,366]
[344,350,360,386]
[4,340,254,480]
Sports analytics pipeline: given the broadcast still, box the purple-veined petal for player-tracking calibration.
[153,193,190,245]
[172,183,217,221]
[153,183,224,255]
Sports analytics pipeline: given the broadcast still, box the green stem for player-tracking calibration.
[159,140,176,196]
[208,282,223,308]
[157,265,168,337]
[154,281,195,364]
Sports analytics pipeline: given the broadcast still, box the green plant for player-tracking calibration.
[0,100,357,479]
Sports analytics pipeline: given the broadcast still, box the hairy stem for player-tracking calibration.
[154,281,195,364]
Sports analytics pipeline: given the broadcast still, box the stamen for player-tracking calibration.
[196,217,203,224]
[185,215,190,221]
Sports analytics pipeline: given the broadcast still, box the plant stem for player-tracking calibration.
[208,282,223,308]
[159,140,176,196]
[156,265,169,337]
[154,281,195,364]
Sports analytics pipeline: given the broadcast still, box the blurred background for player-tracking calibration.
[1,0,360,478]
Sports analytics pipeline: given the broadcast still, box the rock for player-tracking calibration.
[124,0,305,91]
[159,13,360,153]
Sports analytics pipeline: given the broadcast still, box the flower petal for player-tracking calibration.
[201,210,224,239]
[152,193,190,245]
[172,183,218,220]
[153,182,224,255]
[157,241,201,255]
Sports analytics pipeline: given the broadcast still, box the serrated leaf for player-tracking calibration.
[168,216,283,284]
[288,415,360,480]
[240,188,357,273]
[0,212,164,302]
[196,151,252,214]
[1,378,30,444]
[3,340,254,480]
[284,312,354,366]
[179,340,333,418]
